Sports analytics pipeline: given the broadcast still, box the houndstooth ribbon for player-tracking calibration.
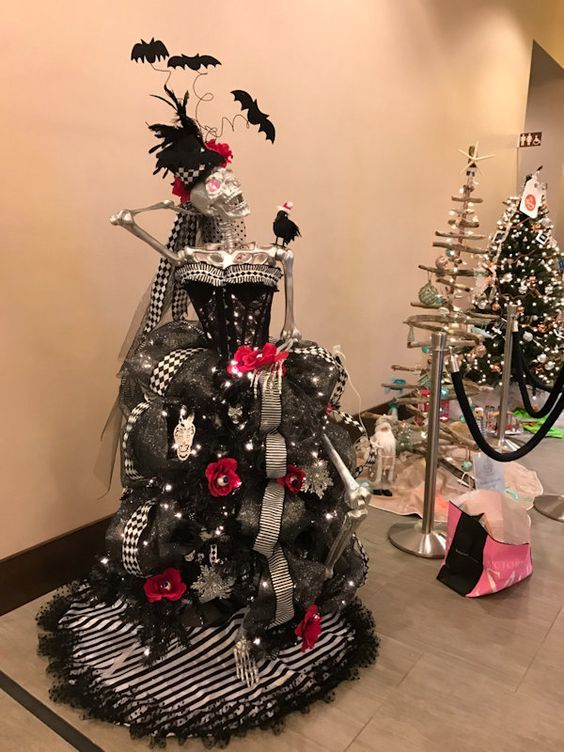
[253,370,294,626]
[121,500,156,576]
[143,206,200,335]
[122,401,150,481]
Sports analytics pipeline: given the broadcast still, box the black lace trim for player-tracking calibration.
[37,588,378,748]
[176,263,282,288]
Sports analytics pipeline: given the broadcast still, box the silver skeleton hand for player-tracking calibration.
[110,201,301,342]
[321,434,369,579]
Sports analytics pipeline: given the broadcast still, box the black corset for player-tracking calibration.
[176,263,283,358]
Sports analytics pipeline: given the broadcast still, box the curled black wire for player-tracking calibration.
[512,337,564,419]
[451,368,564,462]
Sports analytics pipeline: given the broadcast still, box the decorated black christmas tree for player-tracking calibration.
[467,170,564,386]
[36,40,376,747]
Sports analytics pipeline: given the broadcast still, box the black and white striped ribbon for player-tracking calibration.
[253,370,294,626]
[122,401,150,481]
[121,500,156,576]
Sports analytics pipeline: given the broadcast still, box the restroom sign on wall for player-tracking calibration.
[519,132,542,147]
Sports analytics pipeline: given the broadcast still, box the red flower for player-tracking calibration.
[205,457,242,497]
[227,343,288,376]
[143,567,187,603]
[295,604,322,652]
[172,176,191,204]
[205,139,233,167]
[277,465,305,493]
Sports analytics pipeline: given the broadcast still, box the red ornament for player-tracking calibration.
[277,464,306,493]
[205,139,233,167]
[227,343,288,376]
[172,176,191,204]
[144,567,187,603]
[295,604,322,652]
[205,457,242,497]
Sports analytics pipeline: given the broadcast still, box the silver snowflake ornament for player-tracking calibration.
[193,566,235,603]
[303,459,333,498]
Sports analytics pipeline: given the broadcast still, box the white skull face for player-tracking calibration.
[191,168,250,220]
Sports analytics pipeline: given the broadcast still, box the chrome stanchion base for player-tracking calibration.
[388,521,448,559]
[497,438,521,452]
[534,495,564,522]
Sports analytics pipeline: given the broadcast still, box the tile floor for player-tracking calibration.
[0,439,563,751]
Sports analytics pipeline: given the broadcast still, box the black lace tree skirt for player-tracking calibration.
[37,585,378,747]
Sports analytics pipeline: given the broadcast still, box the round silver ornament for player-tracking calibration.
[522,331,533,342]
[418,282,442,307]
[538,353,547,364]
[545,361,555,371]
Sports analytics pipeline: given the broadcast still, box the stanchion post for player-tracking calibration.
[497,303,518,449]
[388,331,447,558]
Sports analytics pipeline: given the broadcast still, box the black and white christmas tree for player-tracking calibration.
[467,171,564,387]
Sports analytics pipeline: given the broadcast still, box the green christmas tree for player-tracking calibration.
[467,172,564,387]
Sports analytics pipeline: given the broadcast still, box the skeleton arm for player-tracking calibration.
[110,200,180,264]
[274,247,301,341]
[321,433,369,579]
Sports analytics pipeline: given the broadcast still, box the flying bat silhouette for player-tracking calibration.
[231,90,276,143]
[131,38,169,64]
[167,53,221,71]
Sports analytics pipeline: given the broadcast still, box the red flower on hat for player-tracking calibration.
[295,604,322,652]
[143,567,187,603]
[205,457,242,497]
[172,176,191,204]
[227,343,288,376]
[205,139,233,167]
[277,465,306,493]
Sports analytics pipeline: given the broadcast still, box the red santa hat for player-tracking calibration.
[277,200,294,213]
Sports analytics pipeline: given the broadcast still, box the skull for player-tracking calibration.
[191,168,250,220]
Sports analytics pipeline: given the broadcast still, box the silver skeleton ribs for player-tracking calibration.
[111,167,367,579]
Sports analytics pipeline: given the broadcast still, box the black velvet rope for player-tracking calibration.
[511,340,564,419]
[514,333,564,393]
[451,369,564,462]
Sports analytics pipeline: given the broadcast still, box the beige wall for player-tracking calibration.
[1,0,563,558]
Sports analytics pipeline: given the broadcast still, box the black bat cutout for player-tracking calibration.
[231,90,276,143]
[167,54,221,71]
[131,38,169,64]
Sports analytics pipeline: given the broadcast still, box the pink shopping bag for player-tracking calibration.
[437,498,532,597]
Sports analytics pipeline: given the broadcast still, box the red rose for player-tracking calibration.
[172,176,191,204]
[143,567,187,603]
[295,604,322,652]
[277,464,305,493]
[205,457,242,497]
[205,139,233,167]
[227,343,288,376]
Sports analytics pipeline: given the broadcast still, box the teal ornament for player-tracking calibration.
[422,345,430,354]
[440,386,449,398]
[445,248,457,258]
[461,460,473,471]
[418,282,442,308]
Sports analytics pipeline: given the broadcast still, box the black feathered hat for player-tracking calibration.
[148,86,223,188]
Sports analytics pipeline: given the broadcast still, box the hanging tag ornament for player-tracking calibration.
[519,175,543,219]
[173,409,196,461]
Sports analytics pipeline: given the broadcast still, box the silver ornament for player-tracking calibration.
[193,565,235,603]
[228,405,244,424]
[538,353,547,363]
[303,459,333,498]
[546,361,555,371]
[522,331,533,342]
[418,282,442,308]
[173,411,195,461]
